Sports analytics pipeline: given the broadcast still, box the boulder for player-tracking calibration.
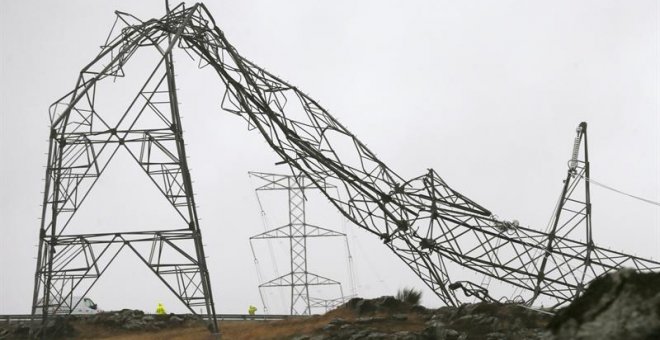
[549,269,660,340]
[329,318,347,326]
[291,335,311,340]
[355,299,377,315]
[364,332,389,339]
[348,329,372,339]
[374,296,402,310]
[391,314,408,321]
[169,315,184,325]
[34,316,75,338]
[392,330,419,340]
[121,319,146,331]
[356,316,386,324]
[435,328,460,340]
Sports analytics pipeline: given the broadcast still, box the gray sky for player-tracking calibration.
[1,0,658,314]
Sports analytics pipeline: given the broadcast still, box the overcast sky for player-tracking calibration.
[1,0,658,314]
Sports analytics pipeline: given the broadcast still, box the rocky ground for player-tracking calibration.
[298,296,552,340]
[549,268,660,339]
[1,269,658,339]
[0,310,200,339]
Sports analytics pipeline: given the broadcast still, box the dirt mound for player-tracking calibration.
[290,296,551,339]
[338,296,422,316]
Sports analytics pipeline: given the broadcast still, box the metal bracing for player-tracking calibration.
[309,294,348,313]
[38,4,660,332]
[529,122,594,305]
[32,4,218,337]
[249,172,346,315]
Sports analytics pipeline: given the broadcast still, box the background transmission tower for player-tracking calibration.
[249,172,346,315]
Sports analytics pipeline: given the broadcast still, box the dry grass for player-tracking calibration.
[73,320,212,340]
[73,319,325,340]
[70,305,428,340]
[221,308,354,340]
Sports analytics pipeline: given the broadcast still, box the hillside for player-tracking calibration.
[1,269,658,339]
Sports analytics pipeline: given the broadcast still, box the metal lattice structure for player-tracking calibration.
[249,172,346,315]
[35,3,660,335]
[529,122,595,304]
[31,4,219,336]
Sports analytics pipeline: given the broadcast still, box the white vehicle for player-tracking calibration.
[35,296,102,315]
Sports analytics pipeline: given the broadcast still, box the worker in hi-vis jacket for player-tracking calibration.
[156,302,166,315]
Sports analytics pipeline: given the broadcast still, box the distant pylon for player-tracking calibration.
[249,172,346,315]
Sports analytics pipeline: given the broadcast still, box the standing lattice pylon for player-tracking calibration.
[249,172,346,315]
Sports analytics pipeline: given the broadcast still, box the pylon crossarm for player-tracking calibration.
[259,273,294,287]
[302,224,345,237]
[249,224,293,239]
[304,272,343,286]
[259,272,342,288]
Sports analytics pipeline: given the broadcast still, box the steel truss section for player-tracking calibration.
[309,296,348,313]
[34,230,212,312]
[249,172,346,315]
[39,4,660,332]
[32,4,218,337]
[529,122,594,305]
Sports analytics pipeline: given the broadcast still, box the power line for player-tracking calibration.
[575,173,660,207]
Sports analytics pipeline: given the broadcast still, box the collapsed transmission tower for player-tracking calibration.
[249,172,346,315]
[32,4,219,337]
[36,5,660,335]
[529,122,594,304]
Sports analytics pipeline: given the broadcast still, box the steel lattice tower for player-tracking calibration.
[31,4,218,337]
[530,122,593,304]
[249,172,345,315]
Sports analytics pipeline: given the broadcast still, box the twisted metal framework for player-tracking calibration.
[35,4,659,334]
[249,172,345,315]
[32,4,219,336]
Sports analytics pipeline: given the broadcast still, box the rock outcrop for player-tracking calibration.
[0,316,75,340]
[0,310,199,339]
[549,268,660,340]
[301,295,552,339]
[84,309,199,332]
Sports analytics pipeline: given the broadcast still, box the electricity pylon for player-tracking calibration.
[249,172,345,315]
[31,5,218,337]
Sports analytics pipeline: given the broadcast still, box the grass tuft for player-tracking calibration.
[396,287,422,305]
